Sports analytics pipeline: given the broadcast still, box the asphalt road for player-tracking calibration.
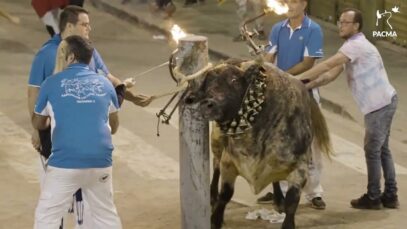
[0,0,406,228]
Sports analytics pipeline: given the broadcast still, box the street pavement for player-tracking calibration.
[0,0,407,228]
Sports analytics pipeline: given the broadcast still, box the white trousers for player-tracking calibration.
[280,131,324,201]
[34,166,122,229]
[277,70,324,202]
[38,157,93,228]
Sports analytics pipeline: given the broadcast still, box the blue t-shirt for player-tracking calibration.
[34,64,119,169]
[28,34,110,87]
[267,16,324,71]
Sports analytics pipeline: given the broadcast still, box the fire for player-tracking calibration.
[265,0,288,15]
[170,24,187,43]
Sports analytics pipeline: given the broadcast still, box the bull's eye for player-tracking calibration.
[231,78,237,83]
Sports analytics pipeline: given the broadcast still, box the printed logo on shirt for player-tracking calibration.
[99,173,110,183]
[373,6,400,38]
[61,78,106,102]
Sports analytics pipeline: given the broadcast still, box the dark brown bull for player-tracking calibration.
[184,60,332,229]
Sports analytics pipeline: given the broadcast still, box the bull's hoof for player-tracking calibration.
[211,223,221,229]
[211,215,224,229]
[281,220,295,229]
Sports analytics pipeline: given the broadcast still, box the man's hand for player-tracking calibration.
[132,94,154,107]
[123,78,136,89]
[31,130,41,153]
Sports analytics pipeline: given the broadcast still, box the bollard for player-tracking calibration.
[177,35,210,229]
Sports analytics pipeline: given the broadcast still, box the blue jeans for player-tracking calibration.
[364,95,398,199]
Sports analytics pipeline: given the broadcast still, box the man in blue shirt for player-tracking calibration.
[32,35,122,229]
[257,0,327,210]
[27,6,147,228]
[28,5,152,156]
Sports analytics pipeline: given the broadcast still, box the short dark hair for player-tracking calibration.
[341,8,363,31]
[65,35,94,64]
[59,6,89,33]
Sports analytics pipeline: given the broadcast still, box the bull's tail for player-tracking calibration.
[310,100,333,158]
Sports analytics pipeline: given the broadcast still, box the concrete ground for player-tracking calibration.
[0,0,406,228]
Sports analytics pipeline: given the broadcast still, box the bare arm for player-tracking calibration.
[107,73,152,107]
[27,86,42,150]
[304,65,344,89]
[286,57,316,75]
[28,86,40,118]
[109,111,119,134]
[32,114,49,130]
[298,52,350,82]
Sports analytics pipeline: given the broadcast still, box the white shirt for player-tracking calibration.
[339,33,396,114]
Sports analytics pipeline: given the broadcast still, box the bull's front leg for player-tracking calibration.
[273,182,285,213]
[210,157,221,208]
[283,165,307,229]
[211,156,238,229]
[210,124,227,209]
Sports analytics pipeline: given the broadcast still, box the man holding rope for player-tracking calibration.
[32,35,122,229]
[27,5,152,228]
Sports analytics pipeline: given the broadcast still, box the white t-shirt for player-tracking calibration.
[339,33,396,114]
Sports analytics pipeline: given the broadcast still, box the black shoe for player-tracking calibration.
[381,193,399,209]
[350,194,382,210]
[257,192,274,204]
[310,197,326,210]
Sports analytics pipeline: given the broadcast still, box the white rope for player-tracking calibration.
[151,62,213,100]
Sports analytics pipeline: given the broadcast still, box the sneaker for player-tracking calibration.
[257,192,274,204]
[257,30,266,40]
[310,197,326,210]
[350,194,382,210]
[232,34,245,42]
[381,194,399,209]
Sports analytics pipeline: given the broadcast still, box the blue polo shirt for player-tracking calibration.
[267,16,324,71]
[34,64,119,169]
[28,34,110,87]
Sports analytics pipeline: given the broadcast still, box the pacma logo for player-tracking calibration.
[373,6,400,38]
[61,78,106,100]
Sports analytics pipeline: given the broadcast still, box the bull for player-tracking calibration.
[184,60,332,229]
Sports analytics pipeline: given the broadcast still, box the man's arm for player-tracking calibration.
[304,65,344,89]
[28,86,41,150]
[298,52,350,82]
[286,57,316,75]
[28,86,40,119]
[109,112,119,134]
[107,73,153,107]
[32,114,49,130]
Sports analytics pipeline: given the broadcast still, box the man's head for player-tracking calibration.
[338,8,363,39]
[64,35,94,66]
[285,0,307,19]
[59,6,91,39]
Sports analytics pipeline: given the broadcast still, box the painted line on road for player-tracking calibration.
[0,111,179,183]
[0,112,40,183]
[331,134,407,175]
[113,127,179,180]
[145,107,407,176]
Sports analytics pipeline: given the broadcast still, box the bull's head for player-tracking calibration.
[184,62,254,124]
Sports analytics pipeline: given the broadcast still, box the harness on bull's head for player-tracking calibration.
[217,65,267,136]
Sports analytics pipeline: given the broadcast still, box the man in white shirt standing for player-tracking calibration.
[298,8,399,209]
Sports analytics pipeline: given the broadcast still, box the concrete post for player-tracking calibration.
[177,35,210,229]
